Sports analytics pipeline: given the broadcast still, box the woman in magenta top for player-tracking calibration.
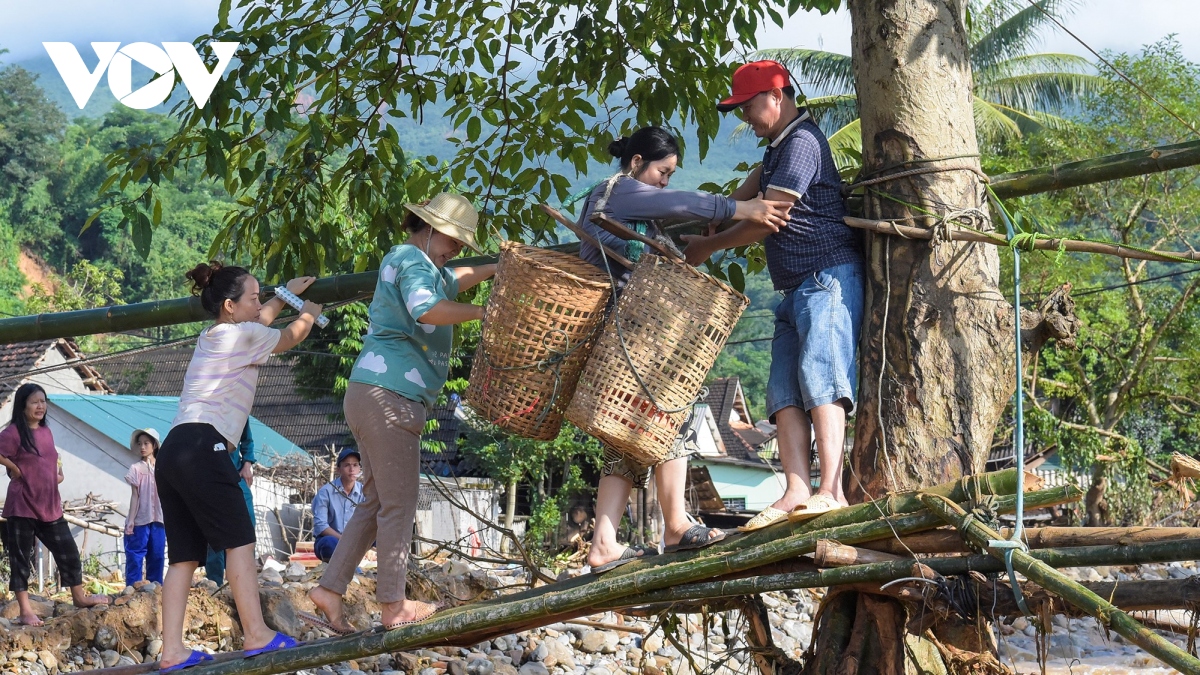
[0,383,109,626]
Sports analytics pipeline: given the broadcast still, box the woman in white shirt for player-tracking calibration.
[155,262,322,673]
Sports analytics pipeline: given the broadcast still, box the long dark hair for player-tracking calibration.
[185,261,253,318]
[607,126,681,173]
[11,383,48,455]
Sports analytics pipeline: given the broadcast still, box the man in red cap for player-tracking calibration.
[683,60,864,531]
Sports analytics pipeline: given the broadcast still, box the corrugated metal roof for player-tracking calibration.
[48,394,306,467]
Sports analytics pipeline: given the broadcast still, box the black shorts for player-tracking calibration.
[155,423,256,564]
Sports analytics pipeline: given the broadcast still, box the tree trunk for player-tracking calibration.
[822,1,1014,672]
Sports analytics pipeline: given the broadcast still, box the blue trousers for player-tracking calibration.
[124,523,166,585]
[314,535,340,562]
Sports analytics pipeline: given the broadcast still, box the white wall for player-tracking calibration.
[696,460,785,512]
[414,475,499,556]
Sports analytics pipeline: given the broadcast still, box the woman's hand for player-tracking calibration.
[125,522,135,536]
[6,465,21,481]
[733,196,792,231]
[240,461,254,487]
[286,276,317,295]
[680,224,718,267]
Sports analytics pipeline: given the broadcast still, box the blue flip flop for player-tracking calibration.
[159,650,213,673]
[244,632,299,658]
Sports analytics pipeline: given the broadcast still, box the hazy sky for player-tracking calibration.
[0,0,1195,66]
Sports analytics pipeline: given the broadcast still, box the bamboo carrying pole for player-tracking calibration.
[161,474,1054,675]
[843,215,1200,263]
[920,492,1200,675]
[989,138,1200,199]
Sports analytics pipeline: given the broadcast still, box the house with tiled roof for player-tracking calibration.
[99,346,475,475]
[0,339,112,420]
[687,377,784,516]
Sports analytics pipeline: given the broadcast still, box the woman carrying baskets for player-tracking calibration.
[576,126,791,572]
[306,192,495,634]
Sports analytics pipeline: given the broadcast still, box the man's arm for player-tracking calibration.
[311,487,333,538]
[729,166,763,201]
[681,187,796,265]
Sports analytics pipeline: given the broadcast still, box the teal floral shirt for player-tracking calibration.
[349,244,460,408]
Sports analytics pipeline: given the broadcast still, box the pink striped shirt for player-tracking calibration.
[173,321,281,444]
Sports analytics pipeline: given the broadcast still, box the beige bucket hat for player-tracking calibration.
[404,193,484,254]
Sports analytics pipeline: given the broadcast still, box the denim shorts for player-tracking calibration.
[766,262,865,420]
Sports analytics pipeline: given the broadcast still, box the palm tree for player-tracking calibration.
[748,0,1102,174]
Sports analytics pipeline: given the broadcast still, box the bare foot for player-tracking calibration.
[17,612,44,627]
[380,598,438,627]
[308,585,354,634]
[72,594,110,608]
[586,541,643,569]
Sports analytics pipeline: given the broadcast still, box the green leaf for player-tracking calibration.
[728,262,745,293]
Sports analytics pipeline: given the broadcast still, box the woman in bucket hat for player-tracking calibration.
[305,192,495,635]
[124,427,165,588]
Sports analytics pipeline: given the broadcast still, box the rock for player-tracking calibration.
[94,627,119,651]
[532,643,550,662]
[22,652,39,662]
[1011,617,1028,632]
[494,638,510,652]
[507,649,524,665]
[38,650,57,671]
[286,562,307,581]
[2,597,54,620]
[519,663,549,675]
[259,588,301,636]
[626,648,643,664]
[101,651,120,668]
[761,595,781,609]
[579,631,607,654]
[448,661,467,675]
[546,639,575,670]
[27,662,48,675]
[260,567,285,585]
[420,669,440,675]
[146,640,163,658]
[494,664,519,675]
[468,658,495,675]
[585,667,611,675]
[642,635,662,655]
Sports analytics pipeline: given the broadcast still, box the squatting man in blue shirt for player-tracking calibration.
[682,60,865,530]
[311,448,366,562]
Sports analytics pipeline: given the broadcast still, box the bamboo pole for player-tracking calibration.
[0,247,564,344]
[843,215,1200,263]
[990,139,1200,199]
[537,205,634,268]
[860,525,1200,555]
[920,492,1200,675]
[814,540,905,567]
[171,480,1063,675]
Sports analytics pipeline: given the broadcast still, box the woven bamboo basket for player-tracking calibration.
[464,241,612,440]
[566,256,750,465]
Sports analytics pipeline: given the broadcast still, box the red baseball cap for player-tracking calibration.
[717,60,792,112]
